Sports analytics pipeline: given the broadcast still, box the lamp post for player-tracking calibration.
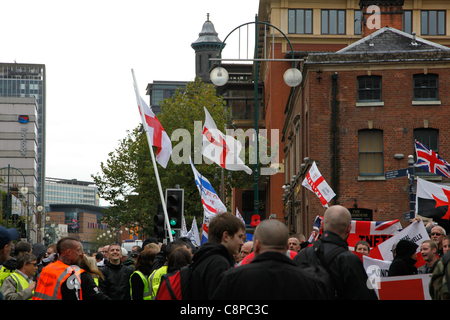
[210,14,303,216]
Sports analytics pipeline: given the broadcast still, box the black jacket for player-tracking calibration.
[188,242,235,300]
[211,251,327,300]
[388,240,419,277]
[60,272,111,300]
[294,231,378,300]
[99,261,133,300]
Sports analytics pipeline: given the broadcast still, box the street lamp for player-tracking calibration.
[210,14,303,216]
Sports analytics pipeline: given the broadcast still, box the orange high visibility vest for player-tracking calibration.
[32,260,84,300]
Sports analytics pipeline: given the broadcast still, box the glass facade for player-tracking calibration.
[44,177,99,211]
[146,81,187,115]
[0,64,45,203]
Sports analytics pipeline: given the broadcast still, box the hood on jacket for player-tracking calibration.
[1,257,17,270]
[395,240,418,259]
[32,243,47,262]
[192,242,234,267]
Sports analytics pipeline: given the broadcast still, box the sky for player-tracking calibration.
[1,0,260,199]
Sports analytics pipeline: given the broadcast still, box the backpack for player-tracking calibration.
[295,240,346,300]
[156,245,226,300]
[156,265,192,300]
[430,251,450,300]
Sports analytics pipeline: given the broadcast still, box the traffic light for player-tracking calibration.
[154,203,165,239]
[165,189,184,233]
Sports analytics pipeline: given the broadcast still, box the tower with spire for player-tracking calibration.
[191,13,224,83]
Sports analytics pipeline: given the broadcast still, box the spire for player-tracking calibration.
[191,13,223,49]
[191,14,225,83]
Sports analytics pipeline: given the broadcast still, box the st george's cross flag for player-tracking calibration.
[202,107,252,175]
[416,177,450,221]
[302,161,336,207]
[134,90,172,168]
[414,140,450,178]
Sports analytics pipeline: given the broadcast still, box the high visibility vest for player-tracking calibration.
[32,260,84,300]
[130,270,151,300]
[149,266,168,300]
[9,272,34,300]
[0,265,15,287]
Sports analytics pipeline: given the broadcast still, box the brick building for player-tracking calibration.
[256,0,450,236]
[284,27,450,236]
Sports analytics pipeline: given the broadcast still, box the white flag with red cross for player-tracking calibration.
[302,161,336,207]
[202,107,252,175]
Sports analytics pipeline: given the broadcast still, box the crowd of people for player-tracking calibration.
[0,205,449,300]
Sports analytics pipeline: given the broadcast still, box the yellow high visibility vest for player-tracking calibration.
[130,270,151,300]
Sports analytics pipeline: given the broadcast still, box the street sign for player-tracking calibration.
[403,211,415,221]
[385,168,410,180]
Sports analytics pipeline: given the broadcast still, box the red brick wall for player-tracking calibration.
[298,66,450,231]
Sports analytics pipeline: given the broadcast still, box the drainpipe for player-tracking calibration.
[332,72,338,204]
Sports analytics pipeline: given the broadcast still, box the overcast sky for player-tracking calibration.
[2,0,259,199]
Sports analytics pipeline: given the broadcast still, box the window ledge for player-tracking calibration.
[356,101,384,107]
[358,176,386,181]
[412,100,441,106]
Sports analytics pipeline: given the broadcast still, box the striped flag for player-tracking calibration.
[189,158,226,244]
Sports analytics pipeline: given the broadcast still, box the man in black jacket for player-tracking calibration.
[294,205,378,300]
[99,243,133,300]
[211,219,327,300]
[188,212,245,300]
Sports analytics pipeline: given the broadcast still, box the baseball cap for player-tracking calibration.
[0,226,19,250]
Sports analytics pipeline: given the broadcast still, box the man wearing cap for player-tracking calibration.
[0,226,19,265]
[0,226,19,300]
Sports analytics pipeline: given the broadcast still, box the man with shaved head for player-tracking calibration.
[294,205,377,300]
[211,219,326,300]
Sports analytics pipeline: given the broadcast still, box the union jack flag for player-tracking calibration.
[415,140,450,178]
[348,219,402,250]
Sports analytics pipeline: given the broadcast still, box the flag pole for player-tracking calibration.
[131,69,173,242]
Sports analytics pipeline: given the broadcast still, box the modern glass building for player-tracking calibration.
[44,177,100,211]
[0,63,46,203]
[145,81,187,115]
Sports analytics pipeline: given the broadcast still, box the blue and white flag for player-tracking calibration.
[189,158,227,219]
[187,216,201,247]
[189,158,227,244]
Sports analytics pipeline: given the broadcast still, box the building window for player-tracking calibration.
[421,11,446,35]
[357,76,382,102]
[359,129,383,175]
[322,10,346,35]
[403,10,412,34]
[414,128,439,175]
[414,74,438,101]
[354,10,362,35]
[288,9,313,34]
